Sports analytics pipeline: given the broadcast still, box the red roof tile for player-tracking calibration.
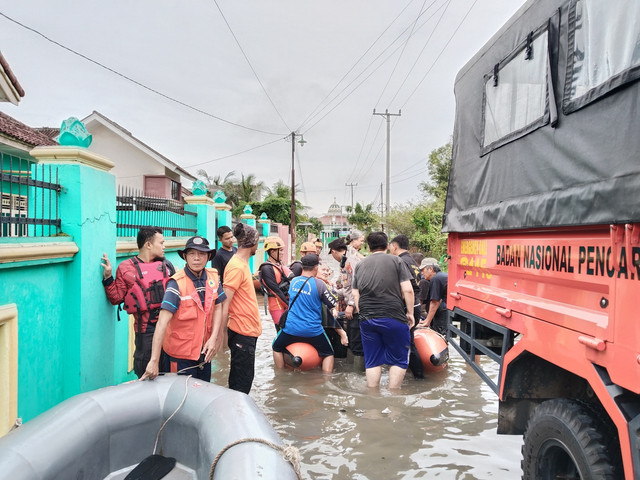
[0,111,58,147]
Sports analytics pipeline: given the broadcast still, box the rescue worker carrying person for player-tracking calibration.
[141,236,226,382]
[259,236,294,331]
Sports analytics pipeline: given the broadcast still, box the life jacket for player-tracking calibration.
[122,257,169,332]
[163,268,219,361]
[258,262,291,311]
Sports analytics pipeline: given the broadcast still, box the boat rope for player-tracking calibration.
[153,374,192,455]
[209,438,303,480]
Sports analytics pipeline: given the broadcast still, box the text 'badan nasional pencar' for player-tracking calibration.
[444,0,640,478]
[0,375,299,479]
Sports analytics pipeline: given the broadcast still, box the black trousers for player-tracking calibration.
[347,313,364,356]
[227,329,258,394]
[133,331,154,378]
[408,305,424,379]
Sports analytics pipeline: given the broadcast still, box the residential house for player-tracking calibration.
[81,110,195,201]
[1,51,58,237]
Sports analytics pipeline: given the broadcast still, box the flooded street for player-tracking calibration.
[210,304,523,480]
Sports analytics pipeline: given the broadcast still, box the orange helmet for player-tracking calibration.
[264,236,285,251]
[300,241,316,254]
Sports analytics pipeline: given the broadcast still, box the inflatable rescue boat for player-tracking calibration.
[414,328,449,372]
[0,375,299,480]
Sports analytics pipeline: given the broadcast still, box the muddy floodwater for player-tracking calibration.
[210,306,523,479]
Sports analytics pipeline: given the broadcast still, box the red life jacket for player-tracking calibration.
[122,257,170,332]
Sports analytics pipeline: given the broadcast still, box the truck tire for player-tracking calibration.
[521,399,621,480]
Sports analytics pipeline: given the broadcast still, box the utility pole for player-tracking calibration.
[373,109,401,219]
[290,132,306,263]
[345,182,358,210]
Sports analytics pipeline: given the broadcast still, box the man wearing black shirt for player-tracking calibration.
[211,225,236,285]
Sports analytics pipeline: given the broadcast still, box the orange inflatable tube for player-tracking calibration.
[414,328,449,372]
[283,343,322,371]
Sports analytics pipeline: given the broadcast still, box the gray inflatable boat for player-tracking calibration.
[0,375,299,479]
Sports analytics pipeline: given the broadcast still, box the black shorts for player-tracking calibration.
[272,330,334,358]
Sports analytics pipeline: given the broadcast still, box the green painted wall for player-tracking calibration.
[0,254,71,421]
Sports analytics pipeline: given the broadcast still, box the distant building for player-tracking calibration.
[318,198,350,244]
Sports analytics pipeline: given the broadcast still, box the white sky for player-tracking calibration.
[0,0,523,216]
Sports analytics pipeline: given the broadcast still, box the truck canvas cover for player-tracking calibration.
[443,0,640,233]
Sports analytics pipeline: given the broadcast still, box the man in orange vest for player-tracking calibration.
[141,236,226,382]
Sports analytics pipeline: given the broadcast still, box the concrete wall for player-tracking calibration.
[0,151,268,432]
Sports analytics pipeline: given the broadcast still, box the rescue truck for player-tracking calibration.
[444,1,640,478]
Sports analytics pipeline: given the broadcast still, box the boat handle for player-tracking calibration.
[495,307,511,318]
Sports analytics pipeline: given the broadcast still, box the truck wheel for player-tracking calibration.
[521,399,621,480]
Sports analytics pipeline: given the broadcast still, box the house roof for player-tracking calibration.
[82,111,196,182]
[0,110,58,148]
[0,51,25,105]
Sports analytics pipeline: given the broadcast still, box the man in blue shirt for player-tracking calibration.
[272,254,347,373]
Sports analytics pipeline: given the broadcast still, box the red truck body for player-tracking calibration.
[444,0,640,477]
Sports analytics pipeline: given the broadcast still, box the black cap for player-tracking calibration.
[328,238,347,252]
[178,236,214,259]
[301,253,320,267]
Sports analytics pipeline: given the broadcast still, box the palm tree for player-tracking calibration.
[196,169,237,203]
[237,173,264,204]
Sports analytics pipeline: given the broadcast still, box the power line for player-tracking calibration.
[387,0,452,107]
[212,0,291,132]
[300,1,445,135]
[185,137,284,168]
[0,11,287,137]
[374,0,435,108]
[400,0,480,109]
[296,0,417,132]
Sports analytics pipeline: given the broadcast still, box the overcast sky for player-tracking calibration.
[0,0,524,216]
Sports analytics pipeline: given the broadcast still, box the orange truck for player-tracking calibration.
[444,1,640,478]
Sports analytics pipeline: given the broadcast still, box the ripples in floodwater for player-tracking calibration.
[210,313,523,479]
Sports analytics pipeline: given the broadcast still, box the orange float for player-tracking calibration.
[414,328,449,372]
[283,343,322,371]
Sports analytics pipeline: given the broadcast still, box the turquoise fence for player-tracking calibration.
[116,186,197,238]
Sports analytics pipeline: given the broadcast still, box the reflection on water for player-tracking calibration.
[210,311,523,479]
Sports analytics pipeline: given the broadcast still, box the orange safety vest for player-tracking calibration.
[163,268,219,361]
[260,262,291,312]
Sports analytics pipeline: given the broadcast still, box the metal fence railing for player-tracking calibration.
[0,152,61,238]
[116,186,197,238]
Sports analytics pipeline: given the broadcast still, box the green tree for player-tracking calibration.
[420,140,452,202]
[347,202,379,232]
[196,169,236,201]
[249,180,304,225]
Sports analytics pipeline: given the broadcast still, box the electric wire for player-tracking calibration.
[387,0,452,107]
[0,11,287,136]
[400,0,480,109]
[185,137,284,168]
[212,0,291,132]
[296,0,417,132]
[374,0,434,108]
[300,1,447,136]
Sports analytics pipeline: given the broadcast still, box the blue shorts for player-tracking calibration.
[272,331,335,358]
[360,317,411,369]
